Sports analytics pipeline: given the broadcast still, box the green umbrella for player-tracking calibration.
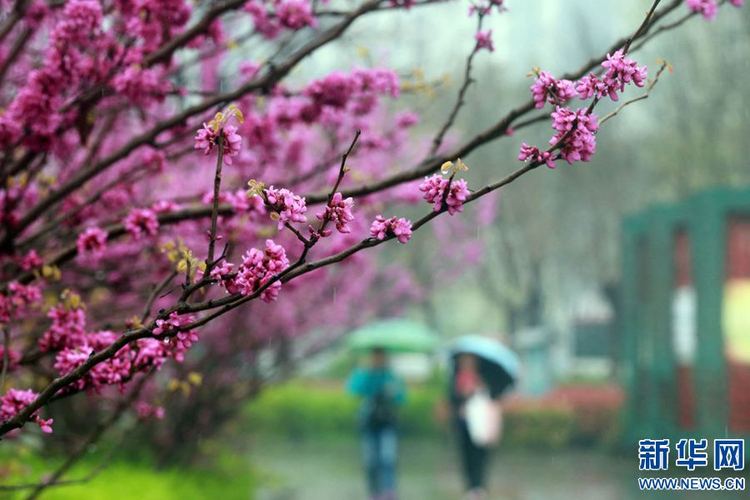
[347,319,438,353]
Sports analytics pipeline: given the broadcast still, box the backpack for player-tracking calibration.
[366,388,397,429]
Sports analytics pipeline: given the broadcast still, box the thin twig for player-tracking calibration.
[141,271,179,323]
[429,15,485,155]
[600,62,668,126]
[206,136,225,269]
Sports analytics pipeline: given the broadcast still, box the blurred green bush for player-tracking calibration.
[244,380,623,449]
[501,402,575,450]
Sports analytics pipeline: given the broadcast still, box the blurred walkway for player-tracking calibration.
[251,437,746,500]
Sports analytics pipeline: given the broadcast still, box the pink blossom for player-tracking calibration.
[124,208,159,239]
[686,0,718,19]
[152,200,179,213]
[153,313,199,362]
[112,65,170,105]
[0,117,21,149]
[1,389,53,433]
[576,51,646,102]
[370,215,413,244]
[210,260,237,292]
[276,0,317,30]
[396,111,420,128]
[0,346,21,372]
[133,338,168,370]
[153,312,191,336]
[243,0,283,38]
[53,346,93,391]
[194,124,243,165]
[303,69,399,117]
[38,305,87,352]
[170,330,199,363]
[600,50,647,98]
[550,106,599,164]
[475,30,495,52]
[575,74,606,100]
[229,190,266,217]
[19,250,43,271]
[53,331,134,392]
[76,227,108,261]
[418,174,470,215]
[518,143,556,169]
[531,71,576,109]
[221,125,243,165]
[1,283,42,322]
[235,240,290,302]
[53,0,103,46]
[316,192,355,235]
[264,186,307,229]
[135,402,166,420]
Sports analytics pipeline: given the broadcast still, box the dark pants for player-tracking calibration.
[361,425,398,499]
[456,418,488,491]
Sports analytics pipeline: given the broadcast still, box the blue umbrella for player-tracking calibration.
[450,335,520,395]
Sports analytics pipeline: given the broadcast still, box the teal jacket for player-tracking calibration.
[347,367,406,403]
[347,367,406,428]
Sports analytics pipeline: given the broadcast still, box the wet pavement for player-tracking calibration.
[251,437,748,500]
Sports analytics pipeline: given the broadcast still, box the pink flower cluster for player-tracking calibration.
[121,0,192,52]
[686,0,719,18]
[210,261,236,290]
[0,0,104,150]
[518,143,556,169]
[686,0,747,18]
[194,124,243,165]
[135,402,166,420]
[112,65,170,105]
[276,0,317,29]
[419,174,470,215]
[316,192,355,235]
[550,107,599,164]
[133,338,169,371]
[0,345,20,373]
[531,72,576,109]
[244,0,317,39]
[577,50,647,102]
[38,304,87,352]
[0,389,53,433]
[19,251,43,271]
[521,49,646,166]
[153,313,199,363]
[302,69,399,120]
[76,227,108,262]
[52,323,196,394]
[370,216,413,244]
[0,282,42,323]
[124,208,159,240]
[475,31,495,52]
[264,186,307,229]
[234,240,290,302]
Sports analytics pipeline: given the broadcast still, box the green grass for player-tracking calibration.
[0,446,256,500]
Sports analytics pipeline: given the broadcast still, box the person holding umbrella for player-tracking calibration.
[448,335,519,500]
[347,346,406,500]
